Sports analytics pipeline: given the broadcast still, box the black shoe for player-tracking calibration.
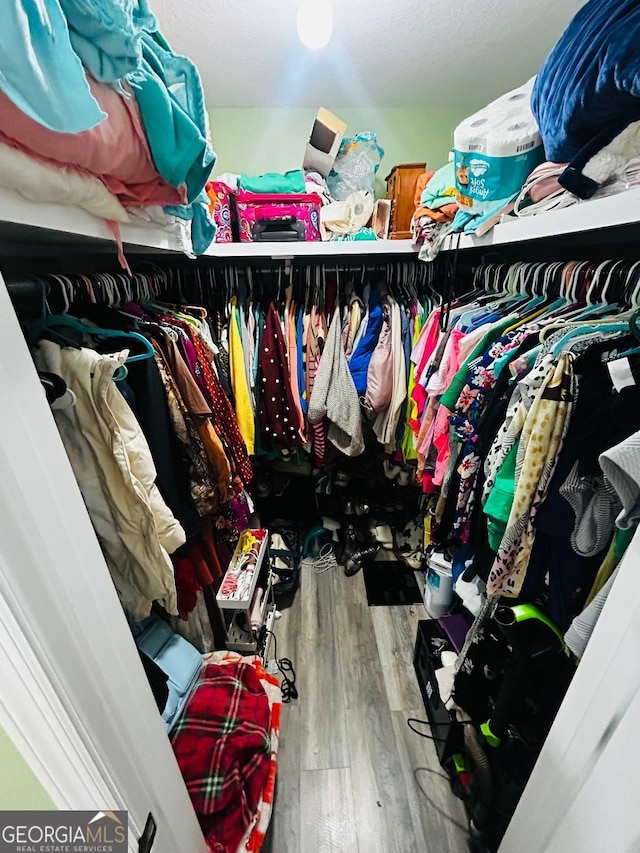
[344,544,380,577]
[338,523,359,564]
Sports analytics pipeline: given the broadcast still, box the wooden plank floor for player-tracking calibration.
[263,562,469,853]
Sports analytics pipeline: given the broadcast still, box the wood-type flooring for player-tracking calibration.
[263,561,469,853]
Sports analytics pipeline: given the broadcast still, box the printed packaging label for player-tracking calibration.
[454,148,542,207]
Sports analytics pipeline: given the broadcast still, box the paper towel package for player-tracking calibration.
[453,80,543,217]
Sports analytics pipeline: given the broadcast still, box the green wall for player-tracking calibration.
[209,105,473,197]
[0,724,56,810]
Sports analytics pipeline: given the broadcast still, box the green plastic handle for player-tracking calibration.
[481,721,502,748]
[510,604,566,650]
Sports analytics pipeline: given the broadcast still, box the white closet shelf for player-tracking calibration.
[2,184,640,258]
[204,189,640,258]
[204,238,417,258]
[0,187,187,254]
[453,187,640,252]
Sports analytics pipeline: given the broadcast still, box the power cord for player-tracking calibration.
[408,716,475,744]
[263,627,298,703]
[301,543,338,574]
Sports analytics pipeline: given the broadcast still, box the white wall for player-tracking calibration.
[209,105,474,196]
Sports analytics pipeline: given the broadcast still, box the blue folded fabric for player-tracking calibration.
[532,0,640,199]
[132,33,216,204]
[59,0,156,83]
[0,0,106,133]
[452,195,518,235]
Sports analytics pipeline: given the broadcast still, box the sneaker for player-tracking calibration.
[399,549,424,570]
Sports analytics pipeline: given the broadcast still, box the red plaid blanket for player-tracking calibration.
[171,661,272,853]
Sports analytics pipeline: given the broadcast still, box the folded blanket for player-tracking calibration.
[0,140,130,223]
[0,77,184,210]
[414,171,435,207]
[532,0,640,199]
[239,170,306,194]
[420,162,457,211]
[202,652,282,853]
[514,161,577,218]
[172,661,272,853]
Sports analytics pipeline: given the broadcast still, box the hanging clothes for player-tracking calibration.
[487,353,575,598]
[285,301,307,440]
[35,340,182,620]
[229,299,256,456]
[373,295,408,449]
[22,270,260,655]
[349,289,383,397]
[259,302,305,450]
[308,310,365,457]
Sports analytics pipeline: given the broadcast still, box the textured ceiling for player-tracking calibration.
[152,0,584,109]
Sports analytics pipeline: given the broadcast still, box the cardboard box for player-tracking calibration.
[303,107,347,177]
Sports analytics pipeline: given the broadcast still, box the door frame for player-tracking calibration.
[0,275,208,853]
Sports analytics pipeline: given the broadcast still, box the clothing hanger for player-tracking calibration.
[550,321,632,357]
[607,306,640,359]
[34,315,155,363]
[623,261,640,309]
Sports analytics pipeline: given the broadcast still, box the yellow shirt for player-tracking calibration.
[229,302,255,455]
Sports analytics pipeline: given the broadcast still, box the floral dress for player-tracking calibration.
[448,329,529,541]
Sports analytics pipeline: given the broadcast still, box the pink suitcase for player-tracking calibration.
[235,190,322,242]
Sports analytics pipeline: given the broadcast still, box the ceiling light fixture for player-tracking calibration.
[296,0,333,50]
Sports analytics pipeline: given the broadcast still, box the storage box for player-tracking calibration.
[216,528,272,653]
[303,107,347,177]
[236,191,322,242]
[216,529,269,609]
[413,619,464,765]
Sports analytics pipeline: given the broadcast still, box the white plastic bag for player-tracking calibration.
[327,132,384,200]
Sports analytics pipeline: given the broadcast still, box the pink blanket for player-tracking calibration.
[0,76,185,209]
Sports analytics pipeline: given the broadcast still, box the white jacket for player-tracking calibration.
[35,341,183,619]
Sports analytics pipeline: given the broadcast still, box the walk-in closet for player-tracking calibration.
[1,2,640,853]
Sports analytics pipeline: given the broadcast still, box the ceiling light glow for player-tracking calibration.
[297,0,333,50]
